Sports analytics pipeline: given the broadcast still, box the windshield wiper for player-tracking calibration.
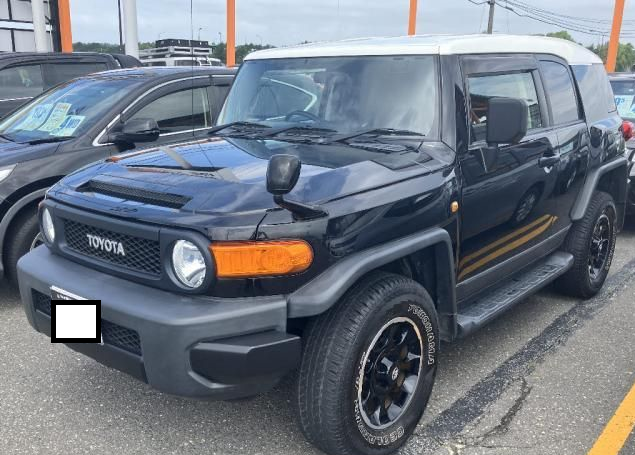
[207,121,270,136]
[330,128,425,144]
[25,136,76,145]
[0,133,15,142]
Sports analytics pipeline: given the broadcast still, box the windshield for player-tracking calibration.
[218,55,438,137]
[610,79,635,120]
[0,76,144,143]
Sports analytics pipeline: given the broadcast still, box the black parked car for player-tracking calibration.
[0,52,142,118]
[19,36,628,455]
[0,66,234,283]
[609,73,635,214]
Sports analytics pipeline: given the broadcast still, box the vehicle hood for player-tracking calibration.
[50,136,452,227]
[0,138,59,166]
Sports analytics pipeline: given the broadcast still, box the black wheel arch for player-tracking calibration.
[0,187,48,278]
[287,227,458,341]
[571,157,629,231]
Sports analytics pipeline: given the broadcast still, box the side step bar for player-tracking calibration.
[456,251,574,338]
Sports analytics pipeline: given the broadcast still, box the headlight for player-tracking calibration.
[41,208,55,243]
[171,240,206,289]
[0,164,16,183]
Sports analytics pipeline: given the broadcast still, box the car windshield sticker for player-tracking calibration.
[15,104,53,131]
[38,103,72,132]
[51,115,85,137]
[615,95,635,117]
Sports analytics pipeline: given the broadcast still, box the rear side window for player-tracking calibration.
[0,65,44,100]
[467,72,543,143]
[539,61,580,125]
[45,62,108,87]
[572,64,617,123]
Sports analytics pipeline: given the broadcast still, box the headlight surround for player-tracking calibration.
[41,208,55,243]
[0,164,16,183]
[171,240,207,289]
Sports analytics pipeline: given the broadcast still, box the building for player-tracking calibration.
[0,0,65,52]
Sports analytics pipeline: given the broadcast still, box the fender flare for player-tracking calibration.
[570,157,628,224]
[287,227,458,338]
[0,189,47,277]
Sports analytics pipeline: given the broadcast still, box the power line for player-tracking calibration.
[466,0,635,37]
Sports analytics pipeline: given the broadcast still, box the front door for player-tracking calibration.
[458,55,559,291]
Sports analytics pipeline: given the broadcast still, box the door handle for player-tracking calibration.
[538,155,559,168]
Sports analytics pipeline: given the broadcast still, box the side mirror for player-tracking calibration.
[486,97,528,145]
[266,154,327,220]
[267,154,301,196]
[109,118,160,145]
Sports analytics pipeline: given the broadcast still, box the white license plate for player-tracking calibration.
[50,286,103,344]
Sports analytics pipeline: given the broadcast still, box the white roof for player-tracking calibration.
[246,34,602,65]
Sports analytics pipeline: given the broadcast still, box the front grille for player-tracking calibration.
[80,180,191,209]
[63,219,161,276]
[31,290,142,356]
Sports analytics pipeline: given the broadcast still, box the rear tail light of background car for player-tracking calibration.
[622,120,634,142]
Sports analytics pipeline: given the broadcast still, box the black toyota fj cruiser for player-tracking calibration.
[18,35,629,455]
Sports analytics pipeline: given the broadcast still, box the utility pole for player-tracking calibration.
[408,0,418,36]
[117,0,124,53]
[606,0,626,72]
[121,0,139,59]
[487,0,496,34]
[30,0,48,52]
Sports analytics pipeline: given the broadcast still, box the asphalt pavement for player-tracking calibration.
[1,221,634,455]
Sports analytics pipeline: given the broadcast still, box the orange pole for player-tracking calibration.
[408,0,418,35]
[606,0,626,72]
[57,0,73,52]
[226,0,236,67]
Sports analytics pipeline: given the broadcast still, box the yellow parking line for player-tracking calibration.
[587,380,635,455]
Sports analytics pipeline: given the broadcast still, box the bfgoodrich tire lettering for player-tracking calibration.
[297,272,439,455]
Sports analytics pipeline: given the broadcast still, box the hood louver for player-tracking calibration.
[79,180,191,209]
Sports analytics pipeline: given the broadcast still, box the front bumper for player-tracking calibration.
[18,246,300,400]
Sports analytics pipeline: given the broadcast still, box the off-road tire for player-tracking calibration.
[5,207,40,286]
[297,272,439,455]
[556,191,616,299]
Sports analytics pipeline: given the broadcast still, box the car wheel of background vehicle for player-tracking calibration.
[556,191,616,299]
[5,207,40,286]
[297,272,439,455]
[511,186,541,226]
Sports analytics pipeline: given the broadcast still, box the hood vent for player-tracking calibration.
[80,180,191,209]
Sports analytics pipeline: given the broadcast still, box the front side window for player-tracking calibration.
[467,72,542,143]
[219,55,439,137]
[540,61,581,125]
[130,87,211,134]
[0,65,44,100]
[0,76,143,143]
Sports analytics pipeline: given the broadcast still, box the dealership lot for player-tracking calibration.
[1,221,634,455]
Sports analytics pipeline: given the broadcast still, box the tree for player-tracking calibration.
[546,31,575,42]
[212,42,274,65]
[588,42,635,72]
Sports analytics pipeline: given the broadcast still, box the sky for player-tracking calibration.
[69,0,635,48]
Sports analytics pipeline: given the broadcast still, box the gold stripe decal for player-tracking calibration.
[459,214,553,269]
[458,216,557,281]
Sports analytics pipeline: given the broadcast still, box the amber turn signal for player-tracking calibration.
[210,240,313,278]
